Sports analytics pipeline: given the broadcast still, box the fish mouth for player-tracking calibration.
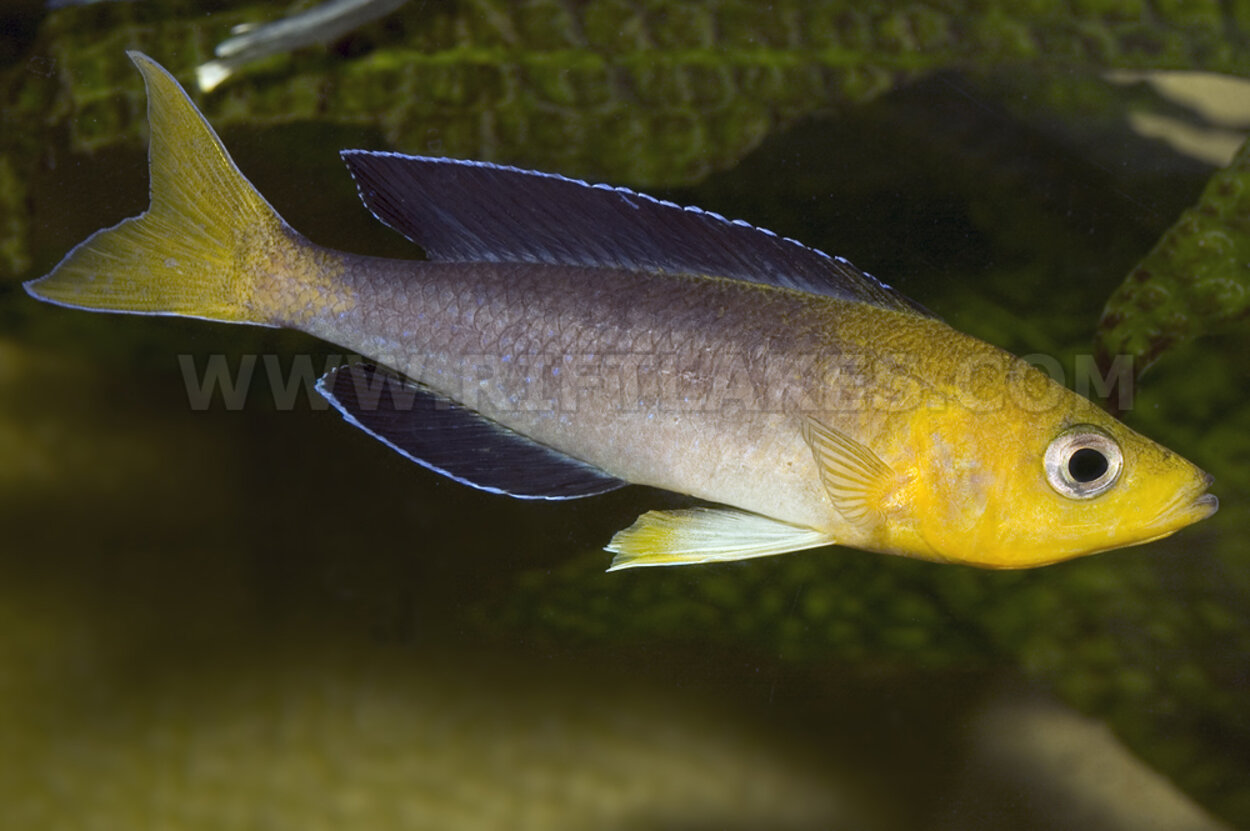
[1114,475,1218,552]
[1187,473,1219,521]
[1152,472,1219,534]
[1188,491,1219,521]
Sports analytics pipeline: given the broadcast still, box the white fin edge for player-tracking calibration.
[606,508,834,571]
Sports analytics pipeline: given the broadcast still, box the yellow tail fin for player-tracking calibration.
[24,52,288,324]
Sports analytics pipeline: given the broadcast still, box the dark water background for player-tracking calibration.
[2,2,1249,829]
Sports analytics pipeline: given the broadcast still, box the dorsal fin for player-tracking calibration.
[316,363,627,500]
[339,151,933,317]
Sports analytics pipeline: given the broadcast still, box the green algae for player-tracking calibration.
[7,0,1250,275]
[1096,132,1250,378]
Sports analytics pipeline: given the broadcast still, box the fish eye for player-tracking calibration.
[1044,425,1123,499]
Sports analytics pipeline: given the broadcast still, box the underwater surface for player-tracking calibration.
[3,1,1250,829]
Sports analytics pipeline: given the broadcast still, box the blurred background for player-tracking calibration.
[2,1,1249,829]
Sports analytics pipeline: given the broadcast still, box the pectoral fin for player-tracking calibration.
[801,417,899,524]
[606,508,833,571]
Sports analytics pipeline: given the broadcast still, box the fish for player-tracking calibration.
[195,0,409,92]
[25,52,1218,571]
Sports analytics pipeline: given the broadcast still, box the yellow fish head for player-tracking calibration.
[893,375,1217,569]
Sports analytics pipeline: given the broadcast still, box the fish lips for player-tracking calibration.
[1154,472,1219,536]
[1189,476,1220,521]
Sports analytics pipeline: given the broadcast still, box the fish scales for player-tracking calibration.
[276,246,925,534]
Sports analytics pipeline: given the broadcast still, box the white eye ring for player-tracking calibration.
[1044,425,1123,499]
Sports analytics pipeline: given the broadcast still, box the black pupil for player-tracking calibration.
[1068,448,1108,483]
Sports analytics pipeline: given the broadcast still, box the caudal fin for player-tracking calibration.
[24,52,290,324]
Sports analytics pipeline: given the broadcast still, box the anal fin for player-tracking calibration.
[606,508,833,570]
[318,363,626,500]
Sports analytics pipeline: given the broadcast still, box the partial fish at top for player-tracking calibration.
[195,0,409,91]
[25,53,1218,570]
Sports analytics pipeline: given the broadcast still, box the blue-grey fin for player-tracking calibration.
[339,150,934,318]
[316,363,627,500]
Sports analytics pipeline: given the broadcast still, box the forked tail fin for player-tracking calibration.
[24,51,291,324]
